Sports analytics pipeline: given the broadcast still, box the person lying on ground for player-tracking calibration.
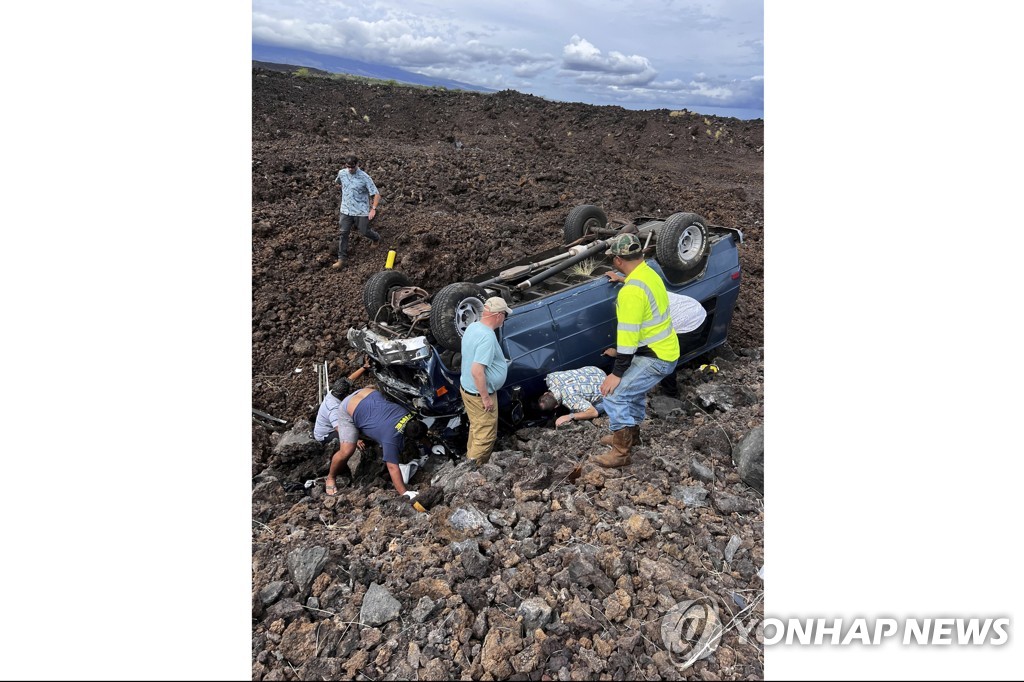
[538,365,608,427]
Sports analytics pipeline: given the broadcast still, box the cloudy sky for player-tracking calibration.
[252,0,763,119]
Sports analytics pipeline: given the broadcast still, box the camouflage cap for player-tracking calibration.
[605,233,643,256]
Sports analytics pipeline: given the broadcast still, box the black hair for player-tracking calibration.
[329,378,353,400]
[404,419,427,440]
[344,154,359,166]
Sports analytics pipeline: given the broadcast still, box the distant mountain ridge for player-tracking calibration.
[251,43,495,93]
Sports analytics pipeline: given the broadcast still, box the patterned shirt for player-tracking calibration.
[544,366,607,413]
[336,168,379,216]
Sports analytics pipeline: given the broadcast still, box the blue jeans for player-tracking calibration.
[602,355,677,431]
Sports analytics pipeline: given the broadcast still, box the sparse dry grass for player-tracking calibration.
[568,258,599,277]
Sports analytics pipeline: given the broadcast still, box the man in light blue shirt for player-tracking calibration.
[459,297,511,465]
[333,154,382,268]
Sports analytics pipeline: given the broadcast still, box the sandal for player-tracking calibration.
[325,482,338,496]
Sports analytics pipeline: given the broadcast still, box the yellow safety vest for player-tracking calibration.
[615,261,681,362]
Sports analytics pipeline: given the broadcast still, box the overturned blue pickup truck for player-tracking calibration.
[348,204,742,440]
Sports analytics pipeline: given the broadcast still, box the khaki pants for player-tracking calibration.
[461,388,497,464]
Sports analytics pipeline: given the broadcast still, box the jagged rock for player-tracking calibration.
[298,658,342,679]
[480,613,524,678]
[733,425,764,493]
[603,588,632,622]
[724,534,743,562]
[292,338,315,356]
[560,597,602,633]
[252,478,287,503]
[689,458,715,483]
[359,583,402,626]
[671,485,709,507]
[650,394,685,417]
[420,658,450,681]
[460,544,492,579]
[512,518,537,540]
[265,598,304,622]
[517,597,553,631]
[695,382,757,412]
[713,491,758,514]
[567,550,615,597]
[272,419,319,456]
[411,596,437,623]
[448,506,499,540]
[518,464,553,490]
[279,620,318,665]
[691,425,732,459]
[286,546,329,594]
[488,508,518,528]
[259,580,287,606]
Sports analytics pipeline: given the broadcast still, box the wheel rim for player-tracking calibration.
[678,226,705,263]
[582,217,602,236]
[453,299,483,336]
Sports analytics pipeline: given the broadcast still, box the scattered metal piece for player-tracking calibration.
[252,408,288,428]
[316,360,330,403]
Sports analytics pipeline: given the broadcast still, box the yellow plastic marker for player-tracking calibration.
[385,250,397,269]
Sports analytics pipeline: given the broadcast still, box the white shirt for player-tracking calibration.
[667,292,707,333]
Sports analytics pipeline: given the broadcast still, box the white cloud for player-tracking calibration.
[561,35,656,76]
[559,35,657,86]
[251,0,763,117]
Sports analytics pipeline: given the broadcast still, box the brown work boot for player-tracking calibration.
[592,448,632,468]
[593,426,638,468]
[598,425,634,446]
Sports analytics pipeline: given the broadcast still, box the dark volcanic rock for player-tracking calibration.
[251,67,764,682]
[733,425,764,493]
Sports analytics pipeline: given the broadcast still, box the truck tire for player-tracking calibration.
[364,270,412,323]
[563,204,607,243]
[656,212,709,275]
[430,282,488,351]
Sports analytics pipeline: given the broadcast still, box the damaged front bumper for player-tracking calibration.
[347,327,464,418]
[347,327,431,364]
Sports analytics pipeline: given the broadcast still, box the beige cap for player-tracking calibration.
[483,297,513,315]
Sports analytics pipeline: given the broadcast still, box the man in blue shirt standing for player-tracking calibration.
[333,154,382,269]
[459,297,511,465]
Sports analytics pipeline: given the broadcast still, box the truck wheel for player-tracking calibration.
[656,213,709,275]
[364,270,412,323]
[563,204,607,243]
[430,282,488,351]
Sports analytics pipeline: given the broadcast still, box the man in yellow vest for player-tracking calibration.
[596,233,680,468]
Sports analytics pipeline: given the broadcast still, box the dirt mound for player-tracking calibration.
[252,67,764,680]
